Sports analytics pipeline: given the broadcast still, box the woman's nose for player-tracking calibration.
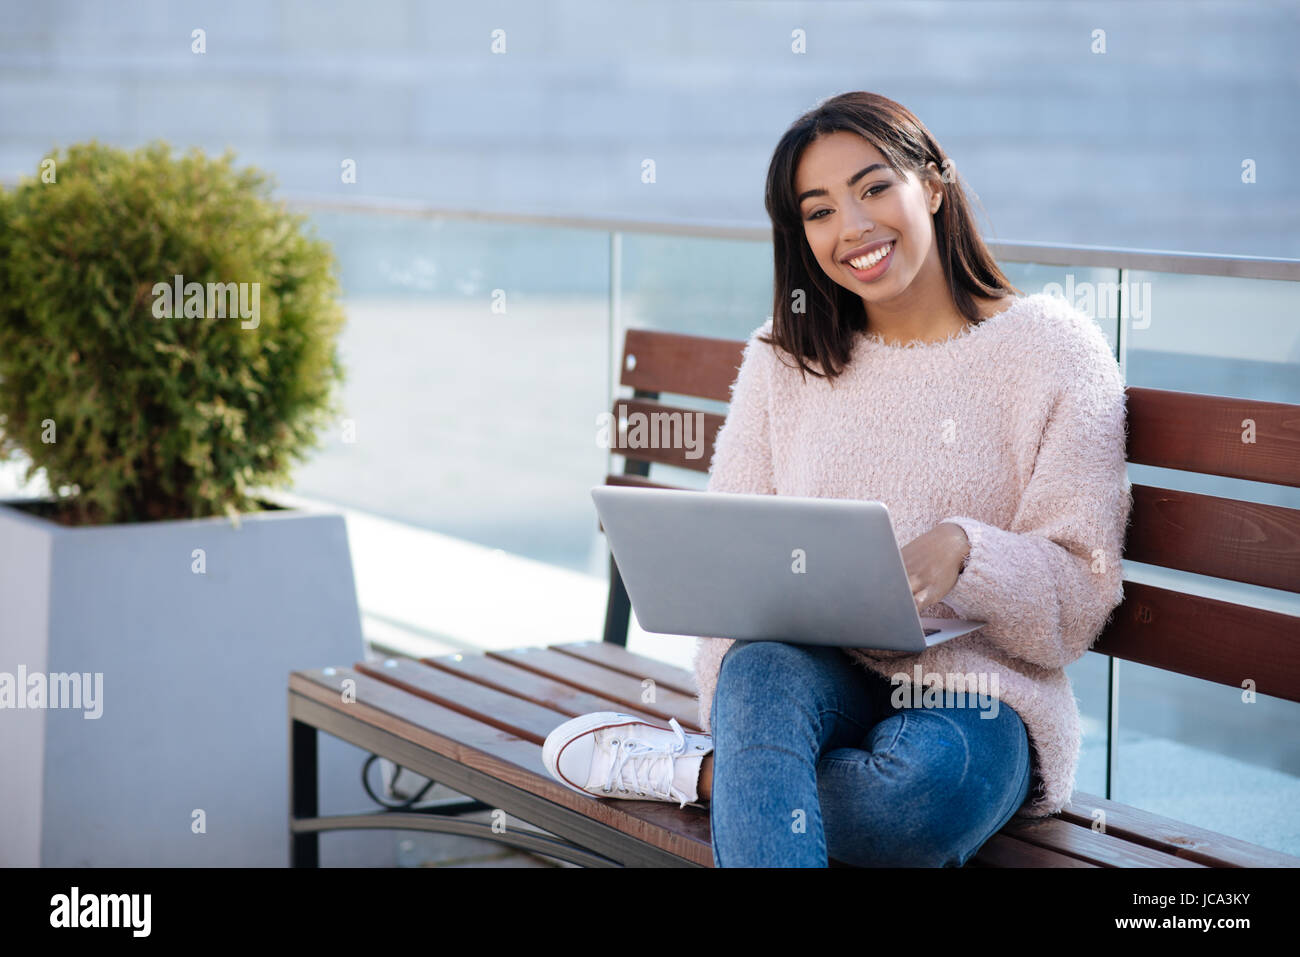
[841,209,874,238]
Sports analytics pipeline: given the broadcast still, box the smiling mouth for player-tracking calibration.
[843,240,896,281]
[844,241,894,270]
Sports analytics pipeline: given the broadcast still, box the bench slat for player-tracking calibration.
[553,640,700,698]
[1094,581,1300,702]
[998,815,1207,867]
[292,668,564,790]
[423,651,700,731]
[291,668,714,864]
[613,337,1300,483]
[1124,484,1300,593]
[356,658,574,744]
[610,398,721,473]
[1062,791,1300,867]
[620,329,745,403]
[971,833,1101,868]
[603,473,682,492]
[616,345,1300,488]
[487,646,701,727]
[1126,386,1300,488]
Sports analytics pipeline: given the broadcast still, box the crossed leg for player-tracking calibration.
[706,639,1031,868]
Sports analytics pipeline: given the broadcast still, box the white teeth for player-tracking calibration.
[848,242,893,270]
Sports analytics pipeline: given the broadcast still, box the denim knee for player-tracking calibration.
[717,640,838,698]
[817,705,1032,868]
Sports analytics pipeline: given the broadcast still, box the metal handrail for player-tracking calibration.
[283,192,1300,283]
[1,175,1291,281]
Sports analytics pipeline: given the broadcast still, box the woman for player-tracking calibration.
[543,91,1132,867]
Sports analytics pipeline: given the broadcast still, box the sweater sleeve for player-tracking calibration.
[705,323,776,495]
[937,315,1133,671]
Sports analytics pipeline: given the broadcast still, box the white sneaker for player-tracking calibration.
[542,711,713,810]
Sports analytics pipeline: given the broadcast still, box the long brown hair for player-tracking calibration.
[761,91,1020,380]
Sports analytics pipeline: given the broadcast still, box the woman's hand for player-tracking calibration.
[900,522,970,613]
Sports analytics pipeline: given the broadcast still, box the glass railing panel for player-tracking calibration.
[291,209,612,576]
[999,261,1123,354]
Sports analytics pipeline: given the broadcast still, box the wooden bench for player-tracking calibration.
[288,327,1300,868]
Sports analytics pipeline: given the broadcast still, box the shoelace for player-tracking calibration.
[601,717,692,808]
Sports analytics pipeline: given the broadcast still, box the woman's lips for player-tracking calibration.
[845,241,895,281]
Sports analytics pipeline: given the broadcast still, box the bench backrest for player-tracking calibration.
[600,327,1300,706]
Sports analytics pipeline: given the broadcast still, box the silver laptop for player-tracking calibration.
[591,485,986,651]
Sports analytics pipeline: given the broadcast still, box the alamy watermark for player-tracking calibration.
[1041,274,1154,329]
[50,887,150,937]
[151,273,260,329]
[0,666,103,719]
[595,408,706,460]
[889,665,1000,719]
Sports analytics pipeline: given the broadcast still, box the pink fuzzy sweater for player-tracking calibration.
[693,291,1133,819]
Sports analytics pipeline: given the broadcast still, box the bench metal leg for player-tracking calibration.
[290,717,320,868]
[291,810,623,867]
[602,553,632,647]
[601,434,654,647]
[1105,655,1120,800]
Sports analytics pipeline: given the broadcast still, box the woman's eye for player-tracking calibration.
[806,185,888,221]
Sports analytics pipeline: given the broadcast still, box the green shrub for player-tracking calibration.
[0,141,347,526]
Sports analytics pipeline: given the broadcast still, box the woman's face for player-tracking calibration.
[794,130,943,306]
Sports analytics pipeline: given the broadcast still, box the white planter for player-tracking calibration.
[0,497,375,866]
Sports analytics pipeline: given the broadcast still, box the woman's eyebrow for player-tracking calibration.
[797,163,889,204]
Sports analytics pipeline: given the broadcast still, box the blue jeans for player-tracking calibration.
[708,640,1032,867]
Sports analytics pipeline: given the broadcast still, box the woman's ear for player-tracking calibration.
[921,162,944,214]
